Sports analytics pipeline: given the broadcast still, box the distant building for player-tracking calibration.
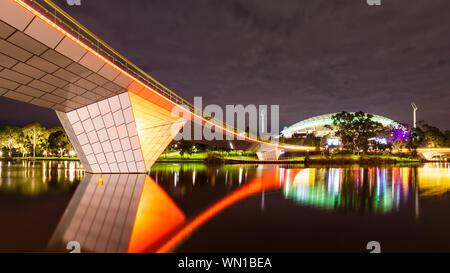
[280,112,405,139]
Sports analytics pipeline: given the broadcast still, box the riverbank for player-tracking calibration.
[156,152,422,165]
[1,157,79,161]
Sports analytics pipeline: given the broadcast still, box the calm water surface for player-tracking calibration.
[1,160,450,252]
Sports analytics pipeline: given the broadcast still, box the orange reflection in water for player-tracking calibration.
[128,176,186,253]
[419,164,450,197]
[155,167,284,253]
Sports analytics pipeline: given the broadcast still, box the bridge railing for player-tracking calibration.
[23,0,258,140]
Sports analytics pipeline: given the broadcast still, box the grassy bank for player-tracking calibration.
[280,154,420,164]
[157,151,421,164]
[157,151,258,162]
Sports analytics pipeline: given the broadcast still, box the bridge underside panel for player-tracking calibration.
[128,92,187,169]
[57,92,147,173]
[0,0,139,111]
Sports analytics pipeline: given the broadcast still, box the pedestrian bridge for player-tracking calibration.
[0,0,314,173]
[0,1,447,174]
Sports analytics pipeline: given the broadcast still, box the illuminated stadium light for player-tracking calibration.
[281,112,405,138]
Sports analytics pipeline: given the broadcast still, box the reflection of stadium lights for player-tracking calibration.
[69,150,76,157]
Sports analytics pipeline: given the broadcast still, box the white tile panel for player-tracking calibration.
[118,92,131,108]
[99,163,110,173]
[117,162,128,173]
[91,142,103,154]
[124,150,134,163]
[102,112,114,128]
[78,133,89,146]
[109,163,119,173]
[127,162,137,173]
[120,138,131,151]
[136,161,146,172]
[111,139,121,152]
[92,115,105,131]
[116,124,128,139]
[105,152,116,164]
[87,130,99,143]
[54,94,156,173]
[126,122,137,137]
[114,73,133,89]
[77,107,90,121]
[86,154,97,164]
[24,17,64,48]
[82,144,93,155]
[0,0,35,31]
[130,135,141,150]
[96,153,106,164]
[98,64,120,81]
[79,51,105,72]
[97,99,110,115]
[133,150,143,162]
[82,118,95,133]
[101,141,113,153]
[72,121,84,135]
[114,151,125,163]
[55,37,87,62]
[113,110,125,125]
[87,103,100,118]
[66,110,79,124]
[122,107,134,124]
[108,95,121,112]
[107,127,118,140]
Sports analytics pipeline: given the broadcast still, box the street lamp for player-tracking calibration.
[411,102,418,128]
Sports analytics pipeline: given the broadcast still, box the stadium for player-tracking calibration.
[280,113,406,140]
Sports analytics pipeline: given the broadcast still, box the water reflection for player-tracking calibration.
[48,173,185,253]
[0,160,84,195]
[3,161,450,252]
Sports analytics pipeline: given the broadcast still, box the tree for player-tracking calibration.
[416,121,446,148]
[388,125,410,152]
[445,130,450,147]
[48,128,71,157]
[22,122,49,157]
[327,111,385,153]
[0,126,23,157]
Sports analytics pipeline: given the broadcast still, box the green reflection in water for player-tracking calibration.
[152,162,450,215]
[282,163,450,214]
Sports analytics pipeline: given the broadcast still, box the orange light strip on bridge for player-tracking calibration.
[14,0,308,151]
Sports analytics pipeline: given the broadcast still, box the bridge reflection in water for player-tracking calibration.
[48,163,450,253]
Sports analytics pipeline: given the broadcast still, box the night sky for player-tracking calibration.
[1,0,449,130]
